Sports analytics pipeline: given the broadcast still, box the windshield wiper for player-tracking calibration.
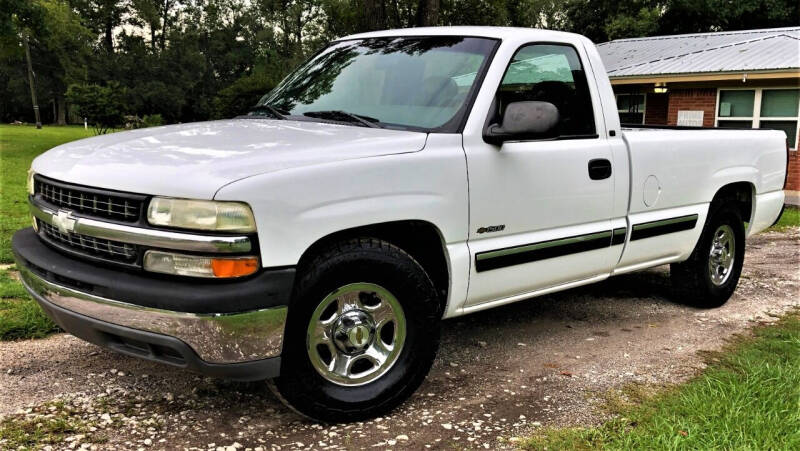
[247,104,288,120]
[303,110,382,128]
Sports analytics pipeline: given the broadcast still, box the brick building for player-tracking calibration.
[598,27,800,195]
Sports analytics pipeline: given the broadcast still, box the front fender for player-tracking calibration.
[213,135,468,268]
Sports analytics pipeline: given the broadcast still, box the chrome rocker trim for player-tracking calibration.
[30,201,251,253]
[18,263,286,364]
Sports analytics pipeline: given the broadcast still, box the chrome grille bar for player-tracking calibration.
[30,201,251,253]
[36,178,142,221]
[39,222,137,263]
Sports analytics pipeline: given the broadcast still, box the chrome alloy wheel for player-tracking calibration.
[306,283,406,386]
[708,224,736,286]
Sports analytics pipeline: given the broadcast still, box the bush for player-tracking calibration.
[142,114,164,128]
[66,82,126,134]
[124,115,143,129]
[213,61,285,119]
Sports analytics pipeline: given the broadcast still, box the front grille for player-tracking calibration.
[35,177,144,223]
[39,221,138,264]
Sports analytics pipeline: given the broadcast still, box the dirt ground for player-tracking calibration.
[1,229,798,450]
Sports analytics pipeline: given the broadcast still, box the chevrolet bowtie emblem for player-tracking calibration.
[52,210,77,234]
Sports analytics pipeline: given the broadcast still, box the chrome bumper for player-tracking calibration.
[18,263,287,364]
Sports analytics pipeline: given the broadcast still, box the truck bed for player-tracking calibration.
[620,125,787,221]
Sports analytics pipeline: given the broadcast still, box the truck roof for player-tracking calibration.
[339,26,588,43]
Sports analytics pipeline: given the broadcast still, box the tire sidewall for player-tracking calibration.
[698,207,745,302]
[276,241,441,421]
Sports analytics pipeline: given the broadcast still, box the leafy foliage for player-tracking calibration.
[66,82,126,134]
[142,113,164,128]
[1,0,798,124]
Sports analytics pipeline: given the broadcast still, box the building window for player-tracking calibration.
[716,88,800,149]
[616,93,645,124]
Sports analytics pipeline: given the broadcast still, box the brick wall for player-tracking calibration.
[788,150,800,191]
[644,93,668,125]
[667,88,717,127]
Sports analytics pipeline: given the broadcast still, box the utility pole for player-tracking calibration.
[23,33,42,129]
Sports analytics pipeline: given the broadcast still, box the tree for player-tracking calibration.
[213,60,285,118]
[415,0,439,26]
[658,0,800,35]
[2,0,798,125]
[0,0,46,123]
[2,0,93,124]
[363,0,387,30]
[66,82,126,134]
[563,0,661,43]
[70,0,129,52]
[37,0,94,124]
[128,0,177,51]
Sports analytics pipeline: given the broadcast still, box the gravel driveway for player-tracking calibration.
[1,229,798,450]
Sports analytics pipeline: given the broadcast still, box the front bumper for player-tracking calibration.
[12,228,295,380]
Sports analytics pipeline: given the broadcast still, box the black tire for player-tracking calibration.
[272,238,441,422]
[670,203,745,308]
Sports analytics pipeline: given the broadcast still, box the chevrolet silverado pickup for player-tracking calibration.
[13,27,788,422]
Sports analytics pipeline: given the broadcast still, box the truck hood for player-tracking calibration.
[32,119,428,199]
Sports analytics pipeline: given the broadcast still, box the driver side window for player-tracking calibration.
[494,44,596,137]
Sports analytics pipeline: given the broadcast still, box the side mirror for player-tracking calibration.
[483,101,560,145]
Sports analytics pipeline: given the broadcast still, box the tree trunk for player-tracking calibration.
[160,0,172,51]
[389,0,401,28]
[295,13,303,48]
[280,7,291,56]
[104,17,114,52]
[57,94,67,125]
[364,0,386,31]
[415,0,439,27]
[23,34,41,128]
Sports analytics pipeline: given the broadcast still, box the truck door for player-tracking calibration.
[462,43,622,308]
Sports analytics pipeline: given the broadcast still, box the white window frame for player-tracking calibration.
[615,93,647,125]
[715,87,800,150]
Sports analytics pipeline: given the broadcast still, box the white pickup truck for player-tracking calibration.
[14,27,788,422]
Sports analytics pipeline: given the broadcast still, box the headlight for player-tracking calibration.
[147,197,256,232]
[27,169,36,195]
[144,251,259,278]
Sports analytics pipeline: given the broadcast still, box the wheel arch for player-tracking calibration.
[295,220,451,310]
[710,181,755,224]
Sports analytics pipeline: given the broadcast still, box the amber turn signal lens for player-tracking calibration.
[144,251,259,278]
[211,257,259,278]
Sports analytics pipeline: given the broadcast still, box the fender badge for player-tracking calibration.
[477,225,505,234]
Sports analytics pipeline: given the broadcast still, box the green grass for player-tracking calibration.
[768,205,800,232]
[520,312,800,450]
[0,124,95,264]
[0,124,92,340]
[0,268,59,340]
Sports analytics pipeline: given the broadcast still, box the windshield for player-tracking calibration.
[254,36,497,131]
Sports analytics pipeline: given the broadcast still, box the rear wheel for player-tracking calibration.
[272,238,441,422]
[670,203,745,308]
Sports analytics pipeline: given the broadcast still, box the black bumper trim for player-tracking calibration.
[34,291,281,381]
[12,228,295,314]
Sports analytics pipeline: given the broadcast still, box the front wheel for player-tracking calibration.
[670,204,745,308]
[272,238,441,422]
